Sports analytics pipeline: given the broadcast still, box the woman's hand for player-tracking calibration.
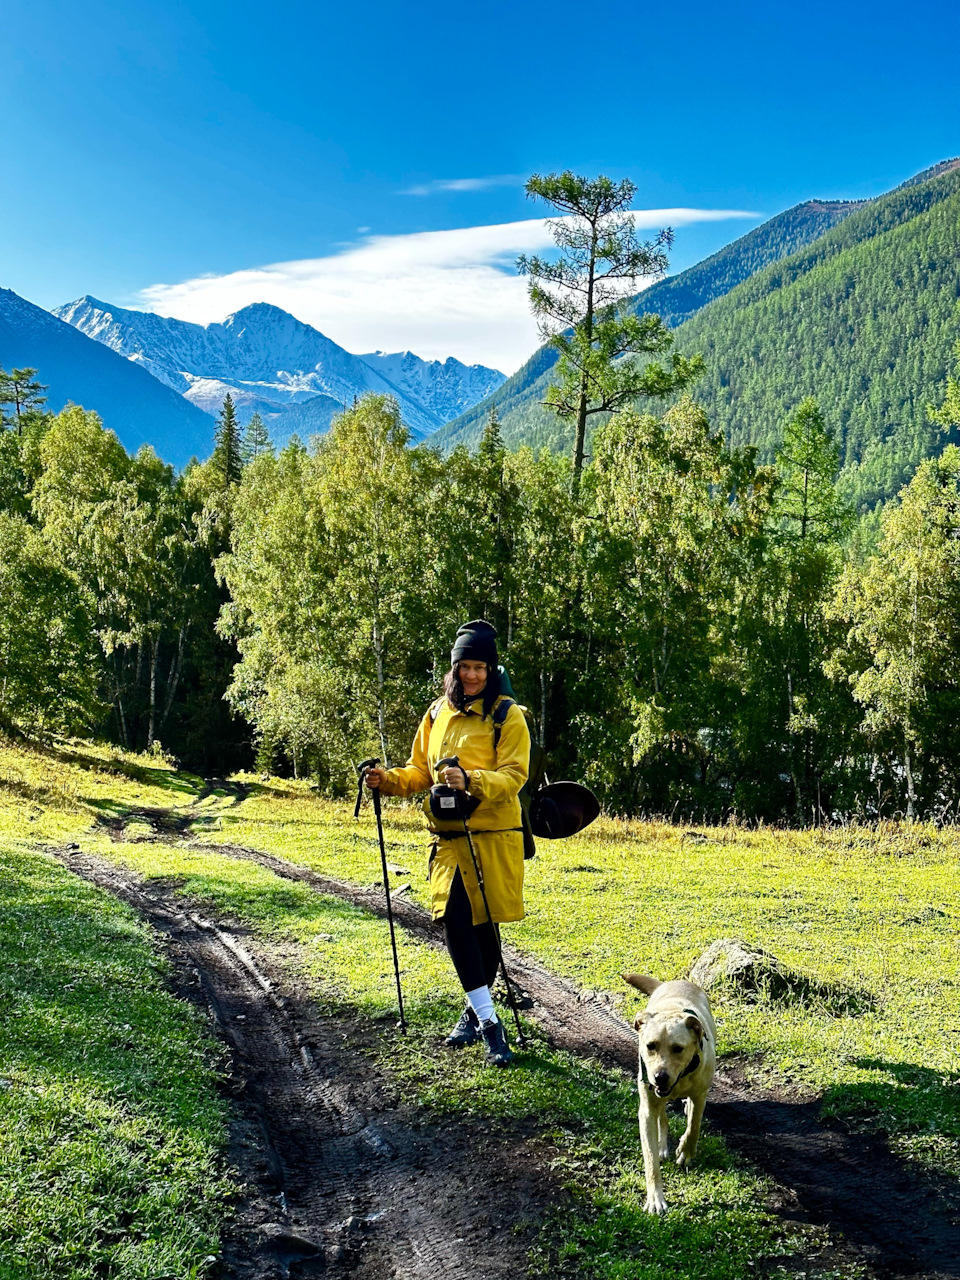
[364,767,385,790]
[441,765,468,791]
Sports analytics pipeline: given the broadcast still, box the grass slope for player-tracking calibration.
[0,796,230,1277]
[2,735,958,1278]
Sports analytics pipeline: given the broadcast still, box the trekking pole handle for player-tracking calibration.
[354,757,380,819]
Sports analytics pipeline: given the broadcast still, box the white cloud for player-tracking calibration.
[401,174,524,196]
[134,209,760,374]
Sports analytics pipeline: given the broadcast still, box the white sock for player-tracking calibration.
[466,985,495,1024]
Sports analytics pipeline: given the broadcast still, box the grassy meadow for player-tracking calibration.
[1,733,957,1278]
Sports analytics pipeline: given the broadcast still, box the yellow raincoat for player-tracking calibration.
[377,694,530,924]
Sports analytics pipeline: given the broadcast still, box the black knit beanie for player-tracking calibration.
[451,619,498,668]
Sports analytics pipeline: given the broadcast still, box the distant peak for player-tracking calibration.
[227,301,297,321]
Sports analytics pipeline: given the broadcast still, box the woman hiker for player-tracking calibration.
[364,619,529,1067]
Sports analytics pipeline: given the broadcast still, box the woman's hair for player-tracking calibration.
[443,662,502,717]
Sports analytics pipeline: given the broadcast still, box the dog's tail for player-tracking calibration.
[622,972,661,996]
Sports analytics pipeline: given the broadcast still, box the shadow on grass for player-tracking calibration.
[821,1056,960,1135]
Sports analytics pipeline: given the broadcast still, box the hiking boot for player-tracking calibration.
[444,1005,480,1048]
[480,1015,514,1067]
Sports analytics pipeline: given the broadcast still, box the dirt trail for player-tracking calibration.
[186,839,960,1280]
[59,805,960,1280]
[56,849,557,1280]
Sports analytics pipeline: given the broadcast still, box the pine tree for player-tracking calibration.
[0,367,47,434]
[242,411,273,463]
[212,394,243,485]
[518,172,702,493]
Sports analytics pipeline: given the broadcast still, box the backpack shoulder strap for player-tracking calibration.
[492,696,515,748]
[429,696,447,723]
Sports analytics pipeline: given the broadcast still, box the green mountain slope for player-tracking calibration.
[433,196,867,452]
[435,160,960,509]
[669,159,960,508]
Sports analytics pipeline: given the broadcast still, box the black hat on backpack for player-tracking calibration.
[529,781,601,839]
[451,619,499,668]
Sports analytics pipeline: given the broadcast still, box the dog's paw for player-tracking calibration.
[675,1139,697,1169]
[644,1189,668,1214]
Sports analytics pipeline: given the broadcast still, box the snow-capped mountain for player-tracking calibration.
[0,288,214,465]
[54,297,505,440]
[360,350,506,424]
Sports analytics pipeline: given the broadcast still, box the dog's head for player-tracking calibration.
[634,1009,705,1098]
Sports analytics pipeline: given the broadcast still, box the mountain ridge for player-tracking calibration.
[54,297,505,442]
[0,288,215,465]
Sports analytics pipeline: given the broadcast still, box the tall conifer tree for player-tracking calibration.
[212,394,243,485]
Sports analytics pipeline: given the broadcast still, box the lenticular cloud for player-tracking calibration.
[136,209,758,374]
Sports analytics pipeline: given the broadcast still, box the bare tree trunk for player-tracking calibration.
[147,639,159,747]
[113,654,129,749]
[159,627,186,732]
[904,734,916,821]
[372,582,389,764]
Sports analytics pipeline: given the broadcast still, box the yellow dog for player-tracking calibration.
[623,973,717,1214]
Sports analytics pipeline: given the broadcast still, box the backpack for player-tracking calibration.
[429,695,547,858]
[492,698,547,860]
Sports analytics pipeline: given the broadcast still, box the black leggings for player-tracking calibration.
[443,868,501,992]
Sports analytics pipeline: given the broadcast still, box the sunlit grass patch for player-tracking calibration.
[0,843,230,1280]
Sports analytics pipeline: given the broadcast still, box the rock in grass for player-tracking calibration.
[689,937,873,1015]
[689,938,788,994]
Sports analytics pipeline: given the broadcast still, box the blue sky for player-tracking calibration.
[3,0,959,371]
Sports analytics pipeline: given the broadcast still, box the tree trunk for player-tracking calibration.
[371,584,389,764]
[572,373,589,495]
[904,734,916,821]
[147,639,158,747]
[159,627,186,732]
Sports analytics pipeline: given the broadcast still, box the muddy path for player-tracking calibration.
[56,848,560,1280]
[66,806,960,1280]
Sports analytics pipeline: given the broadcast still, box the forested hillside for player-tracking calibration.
[435,195,868,451]
[670,160,960,508]
[438,160,960,510]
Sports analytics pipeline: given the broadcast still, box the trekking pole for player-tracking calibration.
[355,758,407,1033]
[437,756,526,1048]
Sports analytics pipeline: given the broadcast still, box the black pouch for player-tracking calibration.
[429,784,481,822]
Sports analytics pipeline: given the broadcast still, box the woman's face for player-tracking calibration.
[458,660,488,700]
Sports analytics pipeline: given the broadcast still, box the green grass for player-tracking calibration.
[1,735,957,1278]
[61,830,809,1280]
[0,842,230,1280]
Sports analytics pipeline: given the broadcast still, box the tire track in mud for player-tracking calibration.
[187,838,960,1280]
[54,848,560,1280]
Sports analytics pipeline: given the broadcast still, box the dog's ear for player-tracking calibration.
[684,1014,704,1046]
[634,1010,651,1032]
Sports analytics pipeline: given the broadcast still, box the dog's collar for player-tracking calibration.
[677,1052,701,1083]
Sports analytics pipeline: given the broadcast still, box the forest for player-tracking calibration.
[3,347,960,823]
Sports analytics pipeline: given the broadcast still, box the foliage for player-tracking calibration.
[435,198,864,454]
[241,409,272,462]
[0,514,99,732]
[0,365,47,433]
[829,446,960,817]
[437,164,960,514]
[211,392,243,486]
